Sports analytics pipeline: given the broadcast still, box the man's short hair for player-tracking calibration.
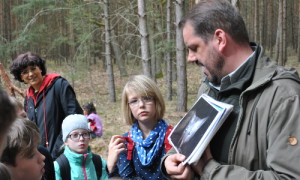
[179,0,249,44]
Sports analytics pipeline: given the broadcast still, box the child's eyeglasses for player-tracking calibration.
[128,96,154,107]
[68,132,90,142]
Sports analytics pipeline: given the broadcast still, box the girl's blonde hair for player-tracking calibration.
[121,75,165,125]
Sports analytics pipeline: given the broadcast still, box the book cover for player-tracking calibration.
[168,94,233,165]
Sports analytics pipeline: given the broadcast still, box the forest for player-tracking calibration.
[1,0,300,113]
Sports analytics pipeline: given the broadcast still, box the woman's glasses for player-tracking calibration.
[20,66,38,76]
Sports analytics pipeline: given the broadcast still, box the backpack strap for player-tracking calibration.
[92,153,102,179]
[56,154,71,180]
[164,125,173,153]
[122,132,135,161]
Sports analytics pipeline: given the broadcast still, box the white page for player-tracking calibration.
[168,94,234,165]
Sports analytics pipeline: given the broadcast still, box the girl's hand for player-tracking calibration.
[107,135,126,173]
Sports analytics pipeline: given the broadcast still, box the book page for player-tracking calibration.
[168,94,233,165]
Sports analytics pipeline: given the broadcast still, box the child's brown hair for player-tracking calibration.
[1,118,41,166]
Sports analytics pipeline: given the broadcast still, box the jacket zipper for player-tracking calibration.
[82,154,88,180]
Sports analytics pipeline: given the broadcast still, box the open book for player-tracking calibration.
[168,94,233,165]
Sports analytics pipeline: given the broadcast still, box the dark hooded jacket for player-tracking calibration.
[25,73,83,159]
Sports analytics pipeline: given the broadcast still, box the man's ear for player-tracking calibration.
[214,29,226,52]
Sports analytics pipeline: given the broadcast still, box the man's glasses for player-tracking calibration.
[128,96,154,107]
[68,132,90,142]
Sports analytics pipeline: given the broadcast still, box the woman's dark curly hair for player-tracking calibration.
[82,102,97,115]
[9,52,47,82]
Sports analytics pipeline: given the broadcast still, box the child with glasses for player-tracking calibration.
[54,114,115,180]
[109,75,173,179]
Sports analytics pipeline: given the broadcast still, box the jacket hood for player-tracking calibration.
[249,45,300,91]
[26,73,60,103]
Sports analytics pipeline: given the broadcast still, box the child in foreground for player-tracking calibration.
[0,162,11,180]
[109,75,173,179]
[9,95,55,180]
[0,88,17,157]
[54,114,120,180]
[1,118,46,180]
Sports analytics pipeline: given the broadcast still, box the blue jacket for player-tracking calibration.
[25,73,83,158]
[54,146,108,180]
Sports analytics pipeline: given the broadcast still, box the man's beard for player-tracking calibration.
[204,47,225,86]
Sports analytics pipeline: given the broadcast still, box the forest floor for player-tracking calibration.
[10,53,300,160]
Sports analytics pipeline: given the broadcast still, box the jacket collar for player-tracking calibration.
[64,146,92,164]
[205,43,258,94]
[247,45,300,92]
[26,73,60,101]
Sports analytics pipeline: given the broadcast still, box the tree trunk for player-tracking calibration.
[148,24,156,81]
[154,3,163,78]
[103,0,116,102]
[250,0,255,41]
[267,0,274,57]
[275,0,282,63]
[278,1,283,65]
[0,0,5,62]
[254,0,259,42]
[175,0,187,112]
[298,1,300,62]
[110,28,127,77]
[166,0,172,101]
[137,0,151,78]
[282,0,287,66]
[67,18,76,62]
[259,0,265,46]
[59,9,66,65]
[0,0,2,36]
[1,0,12,64]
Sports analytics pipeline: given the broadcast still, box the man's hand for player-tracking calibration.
[164,154,194,180]
[191,145,213,176]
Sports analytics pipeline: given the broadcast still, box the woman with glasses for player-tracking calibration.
[54,114,110,180]
[9,52,83,159]
[109,75,173,179]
